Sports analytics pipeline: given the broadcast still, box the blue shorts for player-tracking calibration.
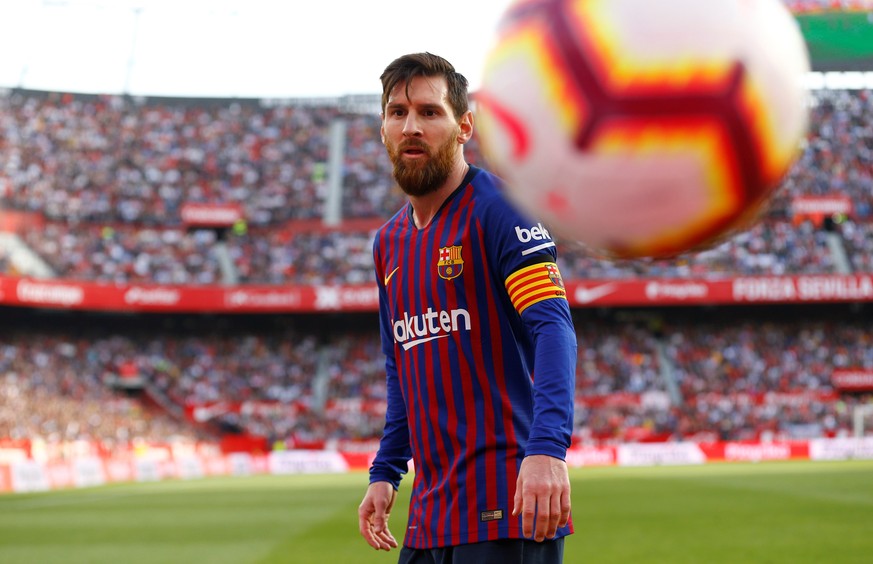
[398,537,565,564]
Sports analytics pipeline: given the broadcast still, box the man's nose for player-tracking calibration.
[402,113,422,136]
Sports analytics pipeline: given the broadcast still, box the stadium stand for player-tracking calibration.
[3,88,872,284]
[1,77,873,469]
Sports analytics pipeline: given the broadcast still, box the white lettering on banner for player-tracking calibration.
[791,196,852,216]
[124,287,181,306]
[73,457,107,488]
[268,450,348,474]
[616,442,706,466]
[314,287,341,309]
[16,281,84,306]
[724,443,791,462]
[227,453,253,476]
[134,459,161,482]
[645,281,709,301]
[392,308,471,351]
[176,457,206,480]
[733,278,797,302]
[832,370,873,389]
[314,286,379,310]
[733,276,873,303]
[180,204,242,225]
[11,460,50,493]
[565,447,615,467]
[809,437,873,461]
[225,290,302,309]
[797,276,873,300]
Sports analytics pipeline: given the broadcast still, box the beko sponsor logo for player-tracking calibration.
[515,222,551,243]
[516,223,556,256]
[393,307,471,350]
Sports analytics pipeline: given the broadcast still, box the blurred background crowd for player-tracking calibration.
[1,73,872,455]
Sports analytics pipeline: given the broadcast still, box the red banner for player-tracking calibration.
[832,369,873,392]
[567,275,873,307]
[180,203,244,227]
[2,274,873,313]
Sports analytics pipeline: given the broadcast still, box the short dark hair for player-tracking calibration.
[380,52,469,120]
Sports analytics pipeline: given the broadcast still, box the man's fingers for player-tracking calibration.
[512,484,523,517]
[533,494,551,542]
[358,484,398,551]
[545,492,561,539]
[521,493,537,538]
[375,526,398,550]
[358,513,381,550]
[559,488,571,529]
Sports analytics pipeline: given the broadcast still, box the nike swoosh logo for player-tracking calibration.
[400,335,447,350]
[384,266,400,286]
[574,283,616,304]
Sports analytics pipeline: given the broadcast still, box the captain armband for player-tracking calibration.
[505,262,567,315]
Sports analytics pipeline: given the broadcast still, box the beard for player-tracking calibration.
[386,134,459,198]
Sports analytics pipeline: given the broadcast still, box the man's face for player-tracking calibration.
[381,75,462,197]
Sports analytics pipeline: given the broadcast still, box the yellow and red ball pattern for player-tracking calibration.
[477,0,809,258]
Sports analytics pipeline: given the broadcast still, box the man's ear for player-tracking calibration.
[458,110,474,145]
[380,114,386,144]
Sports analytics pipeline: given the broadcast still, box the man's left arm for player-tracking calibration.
[512,296,577,542]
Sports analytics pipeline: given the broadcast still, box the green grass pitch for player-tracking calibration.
[0,460,871,563]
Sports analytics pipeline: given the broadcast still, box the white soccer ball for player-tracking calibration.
[476,0,810,258]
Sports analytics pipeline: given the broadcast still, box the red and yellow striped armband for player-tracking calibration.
[505,262,567,315]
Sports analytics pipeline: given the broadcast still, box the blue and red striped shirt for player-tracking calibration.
[370,165,577,549]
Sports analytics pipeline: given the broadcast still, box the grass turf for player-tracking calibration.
[0,460,871,563]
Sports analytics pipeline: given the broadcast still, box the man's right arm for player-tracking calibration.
[368,351,411,488]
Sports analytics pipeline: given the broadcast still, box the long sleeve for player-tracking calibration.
[520,297,577,460]
[368,281,411,489]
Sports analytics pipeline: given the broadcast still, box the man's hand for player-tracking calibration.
[512,454,571,542]
[358,481,399,551]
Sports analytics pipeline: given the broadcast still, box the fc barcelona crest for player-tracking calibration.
[437,245,464,280]
[545,263,565,289]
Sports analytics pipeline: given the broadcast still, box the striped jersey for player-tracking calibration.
[369,165,577,549]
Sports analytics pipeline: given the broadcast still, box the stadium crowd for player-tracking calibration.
[3,88,873,284]
[1,84,873,454]
[0,331,205,458]
[1,313,870,454]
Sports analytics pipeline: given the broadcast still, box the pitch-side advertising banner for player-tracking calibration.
[3,274,873,312]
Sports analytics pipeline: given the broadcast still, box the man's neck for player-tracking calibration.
[409,161,470,229]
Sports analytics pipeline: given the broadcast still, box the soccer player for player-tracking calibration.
[357,52,577,564]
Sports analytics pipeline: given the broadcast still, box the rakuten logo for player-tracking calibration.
[515,222,551,243]
[393,307,471,351]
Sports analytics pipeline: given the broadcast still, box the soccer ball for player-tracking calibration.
[476,0,810,259]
